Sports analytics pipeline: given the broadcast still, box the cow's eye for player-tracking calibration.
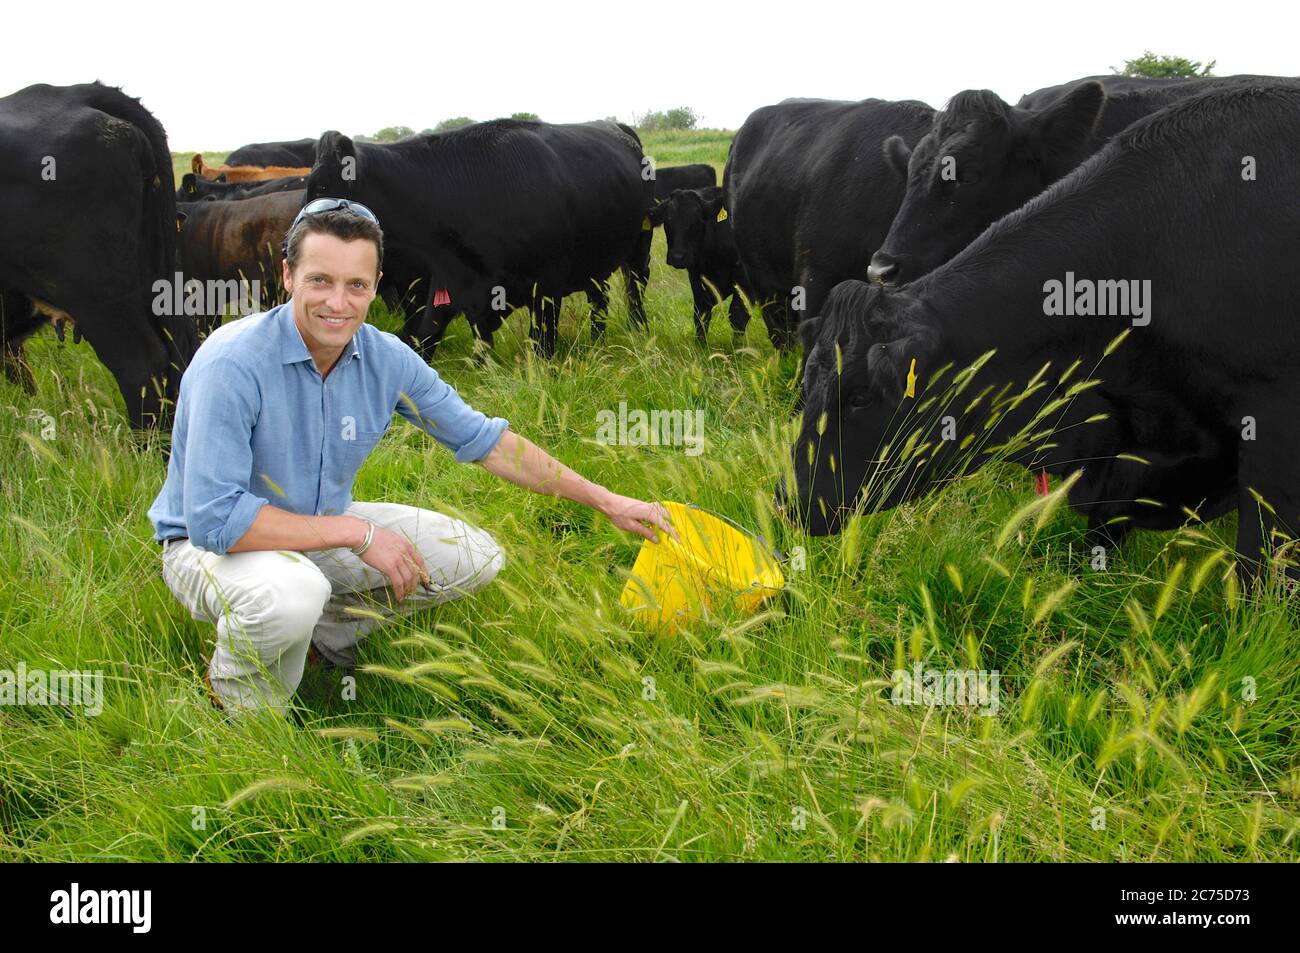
[957,167,982,185]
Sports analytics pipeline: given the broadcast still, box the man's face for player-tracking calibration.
[281,231,382,355]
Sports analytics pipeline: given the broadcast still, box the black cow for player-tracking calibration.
[724,98,935,348]
[176,190,303,334]
[652,163,716,200]
[225,137,317,168]
[869,74,1282,285]
[176,172,306,202]
[1014,74,1197,111]
[305,119,653,358]
[647,186,749,344]
[787,81,1300,582]
[0,82,196,431]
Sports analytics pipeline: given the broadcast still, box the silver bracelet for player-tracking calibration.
[350,518,375,556]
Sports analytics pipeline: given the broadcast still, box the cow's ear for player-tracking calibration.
[176,210,188,230]
[191,154,204,175]
[1031,80,1104,159]
[319,130,355,163]
[647,201,668,227]
[181,173,197,196]
[699,186,725,220]
[883,135,913,179]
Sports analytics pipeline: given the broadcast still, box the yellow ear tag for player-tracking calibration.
[717,207,728,222]
[905,358,917,398]
[641,216,652,231]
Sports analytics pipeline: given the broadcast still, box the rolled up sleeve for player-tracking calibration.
[181,357,269,554]
[396,348,508,462]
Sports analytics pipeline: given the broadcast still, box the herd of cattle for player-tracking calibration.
[1,75,1298,580]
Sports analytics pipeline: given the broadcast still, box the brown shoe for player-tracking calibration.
[202,671,225,711]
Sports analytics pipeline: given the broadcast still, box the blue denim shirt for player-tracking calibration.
[148,302,509,554]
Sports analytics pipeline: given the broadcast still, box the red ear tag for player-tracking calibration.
[432,288,451,307]
[1034,471,1050,496]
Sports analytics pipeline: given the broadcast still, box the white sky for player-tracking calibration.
[3,0,1294,151]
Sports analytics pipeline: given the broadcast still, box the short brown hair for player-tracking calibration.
[283,210,384,277]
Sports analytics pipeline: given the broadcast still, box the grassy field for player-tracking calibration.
[1,132,1296,862]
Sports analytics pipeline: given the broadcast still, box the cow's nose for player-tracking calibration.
[867,252,899,285]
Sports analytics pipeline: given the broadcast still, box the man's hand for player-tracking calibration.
[357,522,430,600]
[600,493,680,544]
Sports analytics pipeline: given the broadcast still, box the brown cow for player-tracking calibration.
[174,190,303,334]
[190,153,310,182]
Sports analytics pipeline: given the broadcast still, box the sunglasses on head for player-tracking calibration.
[290,197,380,230]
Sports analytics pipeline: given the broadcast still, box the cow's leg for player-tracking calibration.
[725,288,749,344]
[586,279,610,340]
[1235,421,1300,586]
[623,228,652,330]
[1084,516,1134,559]
[529,291,560,359]
[74,303,172,431]
[688,272,714,345]
[464,306,504,367]
[798,269,832,328]
[404,280,460,361]
[761,298,790,351]
[0,290,41,394]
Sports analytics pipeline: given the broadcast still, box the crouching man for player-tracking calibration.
[148,198,676,713]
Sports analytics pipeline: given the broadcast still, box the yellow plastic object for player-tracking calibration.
[619,502,785,633]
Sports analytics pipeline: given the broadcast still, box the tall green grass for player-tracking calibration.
[3,164,1297,862]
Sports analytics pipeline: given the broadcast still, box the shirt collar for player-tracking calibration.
[277,301,363,367]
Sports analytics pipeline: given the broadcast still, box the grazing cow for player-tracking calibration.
[305,119,653,358]
[869,74,1282,285]
[652,163,716,200]
[191,154,311,182]
[647,186,749,344]
[175,190,303,334]
[0,82,196,430]
[225,137,317,168]
[724,98,935,347]
[176,172,306,202]
[786,81,1300,581]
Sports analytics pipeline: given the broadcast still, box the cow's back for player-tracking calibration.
[310,120,646,301]
[727,98,934,305]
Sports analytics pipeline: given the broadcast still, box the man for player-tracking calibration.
[148,198,677,713]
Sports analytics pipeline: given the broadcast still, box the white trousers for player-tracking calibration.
[161,500,504,711]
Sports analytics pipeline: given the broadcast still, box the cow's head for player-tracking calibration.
[869,82,1104,286]
[306,131,358,202]
[649,186,725,271]
[781,281,947,535]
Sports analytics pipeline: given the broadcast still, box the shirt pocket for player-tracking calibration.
[339,428,388,475]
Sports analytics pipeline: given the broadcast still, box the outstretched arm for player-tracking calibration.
[477,429,679,544]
